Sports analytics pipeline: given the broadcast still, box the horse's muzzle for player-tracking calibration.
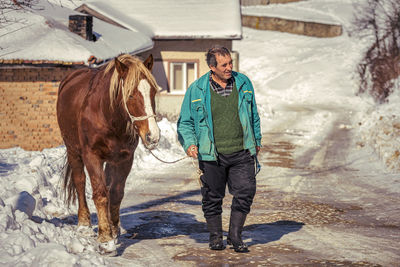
[144,132,160,150]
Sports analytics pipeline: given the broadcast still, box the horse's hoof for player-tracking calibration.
[98,240,117,256]
[77,225,96,237]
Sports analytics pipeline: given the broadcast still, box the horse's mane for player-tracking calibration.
[105,54,158,110]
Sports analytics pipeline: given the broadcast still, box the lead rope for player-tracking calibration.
[147,146,203,187]
[119,79,203,185]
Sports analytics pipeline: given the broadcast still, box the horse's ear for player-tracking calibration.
[115,57,128,76]
[143,54,154,71]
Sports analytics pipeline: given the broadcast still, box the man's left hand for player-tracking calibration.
[256,146,260,156]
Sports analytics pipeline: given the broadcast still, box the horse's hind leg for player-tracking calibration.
[82,152,113,244]
[68,152,91,228]
[105,156,133,238]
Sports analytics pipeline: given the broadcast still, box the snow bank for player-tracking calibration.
[0,118,185,266]
[356,78,400,172]
[0,147,107,266]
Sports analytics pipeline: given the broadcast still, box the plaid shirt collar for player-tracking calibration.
[209,71,234,97]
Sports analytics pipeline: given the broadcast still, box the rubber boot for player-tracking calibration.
[206,215,225,250]
[227,211,249,253]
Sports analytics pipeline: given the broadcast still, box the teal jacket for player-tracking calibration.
[177,71,262,161]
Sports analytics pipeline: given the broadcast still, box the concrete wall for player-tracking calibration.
[241,0,302,5]
[242,15,342,38]
[0,67,78,150]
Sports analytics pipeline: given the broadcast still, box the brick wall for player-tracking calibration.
[0,67,79,151]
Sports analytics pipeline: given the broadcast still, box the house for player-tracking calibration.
[0,0,152,150]
[75,0,243,119]
[0,0,242,150]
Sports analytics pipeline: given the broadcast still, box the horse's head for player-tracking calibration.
[111,54,160,150]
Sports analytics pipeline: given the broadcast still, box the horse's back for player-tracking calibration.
[57,68,98,148]
[58,68,94,97]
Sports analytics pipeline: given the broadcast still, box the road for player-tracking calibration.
[110,106,400,266]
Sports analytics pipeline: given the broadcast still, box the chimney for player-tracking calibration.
[68,14,94,41]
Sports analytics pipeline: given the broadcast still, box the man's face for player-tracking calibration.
[210,54,233,82]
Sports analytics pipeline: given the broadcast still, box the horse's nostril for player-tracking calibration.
[145,133,151,143]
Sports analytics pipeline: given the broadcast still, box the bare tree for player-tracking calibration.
[0,0,76,27]
[0,0,41,26]
[353,0,400,103]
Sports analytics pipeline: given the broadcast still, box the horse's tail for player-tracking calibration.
[62,156,77,207]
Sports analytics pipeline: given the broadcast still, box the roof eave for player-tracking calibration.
[0,41,154,67]
[91,42,154,67]
[0,59,86,67]
[153,35,243,40]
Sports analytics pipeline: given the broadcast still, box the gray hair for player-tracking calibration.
[206,45,231,67]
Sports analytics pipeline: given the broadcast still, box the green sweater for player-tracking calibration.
[210,84,244,154]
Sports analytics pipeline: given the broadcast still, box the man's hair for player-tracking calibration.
[206,45,231,67]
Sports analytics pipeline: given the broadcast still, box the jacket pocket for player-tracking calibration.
[192,102,206,125]
[244,93,253,120]
[241,93,256,149]
[192,102,211,154]
[245,93,252,105]
[198,130,211,154]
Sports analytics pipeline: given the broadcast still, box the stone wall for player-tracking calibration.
[241,0,302,5]
[0,67,78,151]
[242,15,342,38]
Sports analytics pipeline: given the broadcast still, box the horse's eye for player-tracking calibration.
[129,95,133,99]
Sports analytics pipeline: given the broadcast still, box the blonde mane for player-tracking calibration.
[105,54,158,110]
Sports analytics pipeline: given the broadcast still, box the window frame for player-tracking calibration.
[167,59,199,94]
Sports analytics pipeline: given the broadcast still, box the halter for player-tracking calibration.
[121,79,156,123]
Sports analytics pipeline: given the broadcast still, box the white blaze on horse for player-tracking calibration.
[56,54,160,254]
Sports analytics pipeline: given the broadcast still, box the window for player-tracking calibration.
[169,62,198,93]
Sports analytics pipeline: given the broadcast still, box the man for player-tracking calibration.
[177,45,262,253]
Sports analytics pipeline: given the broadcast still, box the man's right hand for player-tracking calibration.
[187,145,198,158]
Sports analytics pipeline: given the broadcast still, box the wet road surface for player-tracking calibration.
[110,108,400,266]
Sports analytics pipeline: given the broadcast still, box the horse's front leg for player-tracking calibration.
[105,155,133,238]
[83,152,114,249]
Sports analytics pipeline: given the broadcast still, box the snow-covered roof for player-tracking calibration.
[0,0,242,65]
[81,0,243,40]
[0,0,153,65]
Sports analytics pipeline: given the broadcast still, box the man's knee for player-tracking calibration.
[231,181,256,213]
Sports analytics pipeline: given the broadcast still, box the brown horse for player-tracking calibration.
[56,54,160,254]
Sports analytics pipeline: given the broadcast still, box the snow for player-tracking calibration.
[82,0,242,39]
[0,0,153,64]
[1,0,400,265]
[0,0,242,64]
[356,83,400,172]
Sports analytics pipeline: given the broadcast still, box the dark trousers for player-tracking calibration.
[199,150,256,218]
